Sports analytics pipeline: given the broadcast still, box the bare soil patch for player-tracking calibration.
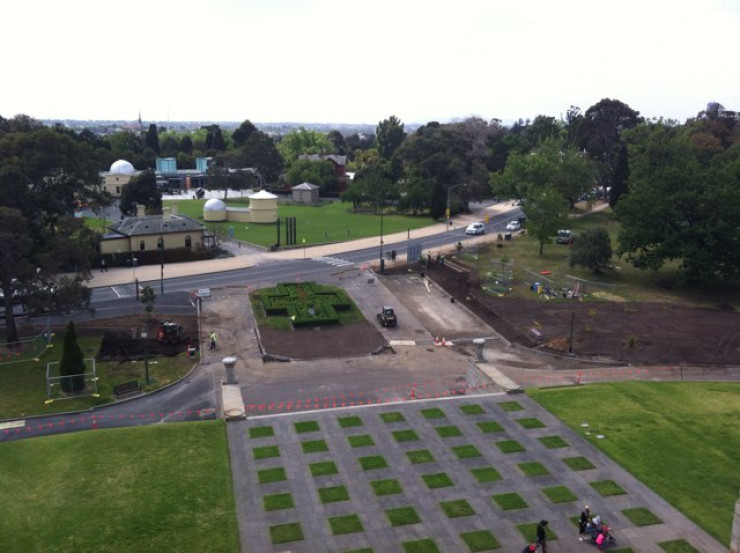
[257,321,387,360]
[415,262,740,366]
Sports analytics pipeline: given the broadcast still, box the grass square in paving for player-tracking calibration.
[440,499,475,518]
[406,449,435,464]
[358,455,388,471]
[517,461,550,477]
[539,435,569,449]
[294,420,320,433]
[337,415,363,428]
[492,492,528,510]
[563,455,596,471]
[460,404,486,415]
[542,485,578,503]
[517,522,556,542]
[269,522,304,544]
[301,439,328,454]
[611,549,636,553]
[309,461,338,477]
[370,478,403,496]
[248,425,274,439]
[380,411,405,423]
[495,439,525,454]
[257,467,287,484]
[658,540,700,553]
[263,493,294,511]
[452,445,482,459]
[421,472,454,489]
[402,538,439,553]
[343,549,374,553]
[460,529,500,552]
[590,479,627,496]
[498,401,524,412]
[385,506,421,526]
[476,421,504,433]
[253,445,280,459]
[318,485,350,504]
[471,466,502,483]
[435,425,463,438]
[420,407,446,419]
[392,429,420,442]
[516,417,546,429]
[622,507,662,526]
[328,514,364,535]
[347,434,374,448]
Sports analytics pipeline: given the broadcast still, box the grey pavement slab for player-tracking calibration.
[227,394,726,553]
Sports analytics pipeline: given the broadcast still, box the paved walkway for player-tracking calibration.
[227,394,726,553]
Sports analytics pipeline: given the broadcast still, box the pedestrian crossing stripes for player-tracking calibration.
[311,256,354,267]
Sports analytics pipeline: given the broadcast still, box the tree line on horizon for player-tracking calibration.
[0,99,739,344]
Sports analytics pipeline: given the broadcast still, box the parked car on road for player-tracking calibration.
[465,222,485,235]
[555,229,574,244]
[505,220,521,231]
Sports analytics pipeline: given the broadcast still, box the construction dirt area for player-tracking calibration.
[189,260,740,389]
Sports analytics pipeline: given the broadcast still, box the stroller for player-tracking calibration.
[585,516,617,549]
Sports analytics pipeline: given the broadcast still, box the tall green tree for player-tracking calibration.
[59,321,85,393]
[327,130,348,155]
[376,115,406,160]
[0,124,100,343]
[277,127,331,163]
[145,124,161,154]
[240,131,284,184]
[119,170,162,216]
[523,187,571,255]
[232,119,257,147]
[285,160,337,194]
[491,137,593,208]
[616,122,740,284]
[213,128,227,151]
[578,98,642,204]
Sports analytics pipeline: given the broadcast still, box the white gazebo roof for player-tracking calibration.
[249,190,278,200]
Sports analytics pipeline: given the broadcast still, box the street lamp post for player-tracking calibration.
[446,183,467,230]
[159,226,165,295]
[141,329,150,384]
[363,194,385,273]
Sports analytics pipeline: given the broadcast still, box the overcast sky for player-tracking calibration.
[3,0,739,126]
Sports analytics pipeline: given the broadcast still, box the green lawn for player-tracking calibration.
[0,421,238,553]
[0,335,194,419]
[165,198,434,247]
[529,382,740,545]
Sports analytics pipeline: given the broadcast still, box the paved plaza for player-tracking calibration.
[227,393,725,553]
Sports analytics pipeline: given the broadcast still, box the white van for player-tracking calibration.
[465,222,485,235]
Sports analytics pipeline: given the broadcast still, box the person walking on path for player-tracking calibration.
[579,505,592,540]
[536,520,549,553]
[100,258,107,272]
[209,331,217,350]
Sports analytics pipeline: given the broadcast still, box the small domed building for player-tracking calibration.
[203,198,227,222]
[101,159,140,197]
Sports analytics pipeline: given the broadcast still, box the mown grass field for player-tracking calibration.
[529,382,740,545]
[0,421,238,553]
[164,198,435,247]
[457,206,740,307]
[0,334,193,420]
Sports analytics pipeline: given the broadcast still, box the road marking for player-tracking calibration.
[312,256,354,267]
[0,420,25,430]
[111,286,127,298]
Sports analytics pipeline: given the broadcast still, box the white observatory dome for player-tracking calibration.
[110,159,135,175]
[204,198,226,211]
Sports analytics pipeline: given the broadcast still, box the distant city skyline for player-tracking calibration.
[4,0,739,126]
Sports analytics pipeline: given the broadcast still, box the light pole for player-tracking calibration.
[141,329,150,384]
[159,223,165,295]
[363,193,385,273]
[446,183,467,229]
